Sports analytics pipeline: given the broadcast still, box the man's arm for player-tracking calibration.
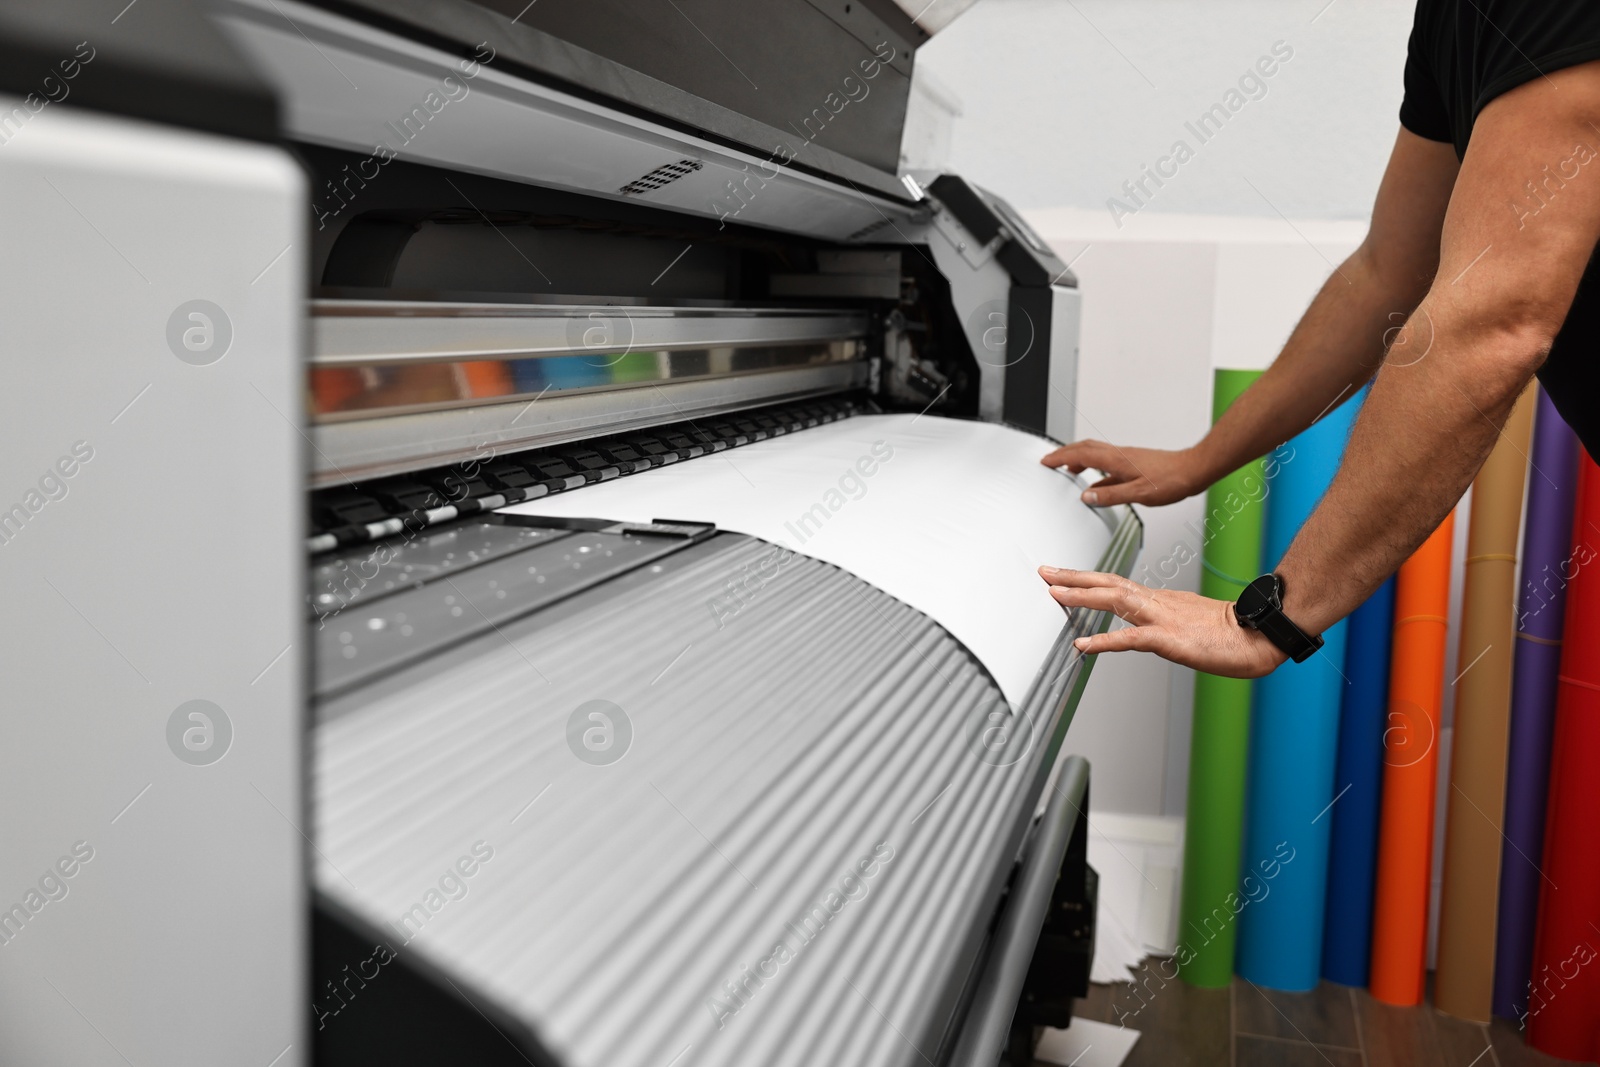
[1276,61,1600,634]
[1040,129,1459,507]
[1043,60,1600,676]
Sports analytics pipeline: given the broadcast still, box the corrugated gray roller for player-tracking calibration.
[314,509,1139,1066]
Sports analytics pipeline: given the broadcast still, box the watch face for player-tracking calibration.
[1236,574,1281,625]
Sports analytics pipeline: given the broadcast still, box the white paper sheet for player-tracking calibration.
[499,414,1115,708]
[1089,903,1149,986]
[1035,1017,1142,1067]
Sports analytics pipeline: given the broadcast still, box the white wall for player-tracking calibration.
[1037,216,1363,817]
[917,0,1415,219]
[917,0,1418,816]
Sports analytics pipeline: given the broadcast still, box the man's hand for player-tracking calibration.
[1039,567,1288,678]
[1038,129,1459,517]
[1039,441,1206,507]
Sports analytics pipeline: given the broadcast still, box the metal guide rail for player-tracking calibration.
[309,301,870,423]
[311,516,717,700]
[306,298,879,488]
[308,393,868,554]
[312,301,871,369]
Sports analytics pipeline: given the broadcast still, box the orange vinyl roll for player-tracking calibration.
[1435,387,1536,1020]
[1368,512,1456,1006]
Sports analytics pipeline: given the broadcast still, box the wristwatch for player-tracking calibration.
[1235,573,1324,663]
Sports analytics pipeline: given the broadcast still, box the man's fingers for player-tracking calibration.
[1073,626,1155,655]
[1044,573,1160,623]
[1080,479,1145,507]
[1047,585,1124,614]
[1037,566,1126,590]
[1048,582,1152,621]
[1041,439,1114,471]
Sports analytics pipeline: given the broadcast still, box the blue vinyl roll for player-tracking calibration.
[1235,392,1362,991]
[1320,576,1396,986]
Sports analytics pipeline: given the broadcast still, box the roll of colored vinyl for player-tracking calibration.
[1527,452,1600,1061]
[1494,392,1580,1021]
[1436,386,1537,1021]
[1368,514,1456,1006]
[1178,369,1266,988]
[1234,391,1360,992]
[1320,576,1396,987]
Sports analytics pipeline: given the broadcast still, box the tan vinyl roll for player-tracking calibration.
[1434,385,1537,1021]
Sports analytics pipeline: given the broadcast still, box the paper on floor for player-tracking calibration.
[1086,820,1182,984]
[1090,903,1149,986]
[1035,1017,1141,1067]
[499,413,1116,708]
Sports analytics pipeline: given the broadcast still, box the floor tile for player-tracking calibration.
[1072,957,1600,1067]
[1233,977,1362,1049]
[1070,962,1229,1067]
[1427,1008,1494,1067]
[1236,1034,1364,1067]
[1352,989,1440,1067]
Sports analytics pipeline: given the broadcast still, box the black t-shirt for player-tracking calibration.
[1400,0,1600,455]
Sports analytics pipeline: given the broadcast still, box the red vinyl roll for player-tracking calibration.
[1527,452,1600,1058]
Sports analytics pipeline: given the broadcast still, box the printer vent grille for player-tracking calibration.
[846,217,892,242]
[619,158,704,196]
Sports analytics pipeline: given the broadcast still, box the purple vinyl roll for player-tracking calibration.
[1492,390,1580,1020]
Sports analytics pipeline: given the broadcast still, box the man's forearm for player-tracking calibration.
[1275,306,1544,633]
[1189,247,1432,486]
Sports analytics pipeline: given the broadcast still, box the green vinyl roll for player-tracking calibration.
[1177,368,1266,987]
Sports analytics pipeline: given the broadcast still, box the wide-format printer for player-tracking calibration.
[0,2,1140,1065]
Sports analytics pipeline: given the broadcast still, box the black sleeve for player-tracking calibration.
[1399,19,1452,145]
[1469,1,1600,125]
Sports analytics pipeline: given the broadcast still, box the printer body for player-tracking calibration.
[0,2,1139,1065]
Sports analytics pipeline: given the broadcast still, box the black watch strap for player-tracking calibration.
[1237,573,1324,664]
[1255,604,1323,663]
